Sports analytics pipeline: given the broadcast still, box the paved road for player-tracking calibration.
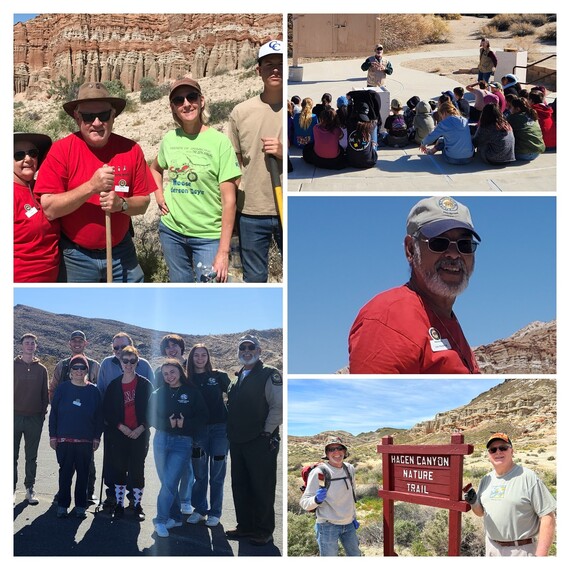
[14,419,283,556]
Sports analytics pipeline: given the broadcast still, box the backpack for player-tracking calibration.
[389,114,407,137]
[300,462,356,511]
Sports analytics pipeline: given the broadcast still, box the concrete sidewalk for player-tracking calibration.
[288,51,556,192]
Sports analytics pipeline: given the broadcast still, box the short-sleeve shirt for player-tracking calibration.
[478,464,556,541]
[157,127,241,238]
[34,132,156,249]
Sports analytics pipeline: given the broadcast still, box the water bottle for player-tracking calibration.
[196,262,217,283]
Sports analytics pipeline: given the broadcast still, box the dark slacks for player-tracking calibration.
[56,442,93,508]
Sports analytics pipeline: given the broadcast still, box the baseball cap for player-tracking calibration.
[406,196,481,241]
[258,40,283,62]
[169,78,202,99]
[238,334,260,349]
[70,330,86,340]
[486,432,512,448]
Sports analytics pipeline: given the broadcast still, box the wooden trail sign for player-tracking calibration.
[377,433,474,556]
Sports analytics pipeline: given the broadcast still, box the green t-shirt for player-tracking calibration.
[158,127,241,239]
[478,464,556,541]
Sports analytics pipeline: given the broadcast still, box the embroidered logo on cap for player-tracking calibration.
[438,197,458,214]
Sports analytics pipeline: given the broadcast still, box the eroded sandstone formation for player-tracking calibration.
[14,13,282,98]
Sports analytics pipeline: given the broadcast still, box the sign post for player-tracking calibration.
[377,433,473,556]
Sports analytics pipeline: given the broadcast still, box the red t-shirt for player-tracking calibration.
[121,377,138,430]
[34,132,156,249]
[349,285,480,374]
[313,124,342,159]
[13,181,60,282]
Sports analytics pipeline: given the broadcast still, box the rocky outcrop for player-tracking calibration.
[14,13,282,97]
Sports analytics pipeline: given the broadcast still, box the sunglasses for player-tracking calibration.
[71,364,87,371]
[113,345,129,351]
[171,92,200,106]
[239,344,257,351]
[417,236,479,255]
[122,358,137,365]
[488,445,511,454]
[79,109,113,123]
[14,148,40,161]
[326,446,345,452]
[376,48,383,52]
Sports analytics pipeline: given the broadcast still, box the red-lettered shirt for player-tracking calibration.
[34,132,156,249]
[14,181,60,282]
[349,285,480,374]
[121,377,138,430]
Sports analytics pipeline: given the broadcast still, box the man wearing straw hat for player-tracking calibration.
[34,82,156,282]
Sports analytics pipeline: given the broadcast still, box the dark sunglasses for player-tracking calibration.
[326,446,345,452]
[171,92,200,106]
[14,148,40,161]
[113,345,129,351]
[488,445,511,454]
[71,364,87,371]
[239,344,256,351]
[417,236,479,255]
[375,48,383,52]
[79,109,113,123]
[122,358,137,365]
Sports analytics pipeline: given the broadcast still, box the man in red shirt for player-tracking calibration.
[34,82,156,282]
[349,196,481,374]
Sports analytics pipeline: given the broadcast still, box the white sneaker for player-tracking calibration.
[180,502,193,515]
[165,518,183,529]
[154,523,169,538]
[205,515,220,527]
[187,512,206,524]
[26,487,39,505]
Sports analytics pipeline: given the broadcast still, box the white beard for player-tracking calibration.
[239,353,259,367]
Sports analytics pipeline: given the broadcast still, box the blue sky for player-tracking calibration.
[14,14,37,24]
[13,287,282,335]
[288,195,556,373]
[288,377,506,436]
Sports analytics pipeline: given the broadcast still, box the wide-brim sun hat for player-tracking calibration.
[63,82,126,118]
[14,132,52,164]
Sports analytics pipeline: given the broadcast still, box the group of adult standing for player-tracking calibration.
[14,330,282,547]
[14,40,283,284]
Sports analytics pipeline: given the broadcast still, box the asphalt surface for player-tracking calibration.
[288,49,557,192]
[14,419,283,557]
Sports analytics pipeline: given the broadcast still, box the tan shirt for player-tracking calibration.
[227,95,282,216]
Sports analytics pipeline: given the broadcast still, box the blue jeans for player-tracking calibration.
[516,152,540,161]
[153,430,193,524]
[178,459,194,505]
[315,521,361,556]
[59,232,144,283]
[442,147,473,165]
[478,71,492,83]
[238,214,282,283]
[191,423,229,518]
[158,220,219,283]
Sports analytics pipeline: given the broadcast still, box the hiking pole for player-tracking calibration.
[95,433,106,514]
[268,155,283,226]
[105,212,112,283]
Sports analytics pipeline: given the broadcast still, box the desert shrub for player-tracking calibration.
[103,79,127,98]
[287,512,319,556]
[139,77,164,104]
[540,24,556,42]
[490,14,516,32]
[14,116,35,133]
[26,111,41,121]
[377,14,451,50]
[44,109,77,140]
[547,455,555,461]
[212,66,229,77]
[395,519,421,548]
[525,14,548,27]
[243,56,258,69]
[410,538,432,556]
[436,14,461,21]
[480,24,499,37]
[423,15,452,44]
[243,87,263,100]
[356,483,380,500]
[511,22,534,37]
[14,101,24,109]
[132,214,169,282]
[208,100,239,125]
[239,67,258,80]
[125,98,139,113]
[268,237,283,282]
[357,518,383,547]
[48,74,84,102]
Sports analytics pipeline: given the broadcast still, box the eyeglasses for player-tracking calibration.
[488,445,511,454]
[171,92,200,106]
[326,446,345,452]
[239,344,257,351]
[122,358,137,365]
[14,149,40,161]
[71,364,88,371]
[113,345,129,351]
[79,109,113,123]
[375,48,383,52]
[417,236,479,255]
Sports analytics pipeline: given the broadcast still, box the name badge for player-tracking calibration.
[73,399,82,407]
[25,206,38,218]
[430,338,452,352]
[115,179,129,193]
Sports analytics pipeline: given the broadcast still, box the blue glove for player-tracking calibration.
[315,487,328,504]
[353,519,360,529]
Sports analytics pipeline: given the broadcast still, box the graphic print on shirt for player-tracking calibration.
[348,129,370,151]
[489,484,507,500]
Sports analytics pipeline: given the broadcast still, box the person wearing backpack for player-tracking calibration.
[383,99,409,147]
[300,437,361,556]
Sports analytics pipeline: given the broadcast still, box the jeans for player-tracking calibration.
[315,521,361,556]
[158,220,219,283]
[59,232,144,283]
[478,71,493,83]
[192,423,229,518]
[56,442,93,509]
[516,152,540,161]
[178,459,194,505]
[153,430,193,524]
[238,214,282,283]
[442,147,474,165]
[14,414,44,490]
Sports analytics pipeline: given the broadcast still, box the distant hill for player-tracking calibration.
[13,304,282,377]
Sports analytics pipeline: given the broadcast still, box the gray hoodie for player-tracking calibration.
[413,100,435,144]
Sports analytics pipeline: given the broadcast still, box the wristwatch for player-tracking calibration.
[120,198,129,212]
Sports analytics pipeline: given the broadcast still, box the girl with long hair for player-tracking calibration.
[293,98,318,148]
[507,97,546,161]
[472,103,516,164]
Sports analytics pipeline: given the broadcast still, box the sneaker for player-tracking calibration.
[25,487,39,505]
[186,512,206,524]
[205,515,220,527]
[56,506,68,518]
[112,504,125,519]
[154,523,169,538]
[133,504,146,522]
[165,518,183,530]
[87,494,98,506]
[75,507,87,519]
[180,502,193,515]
